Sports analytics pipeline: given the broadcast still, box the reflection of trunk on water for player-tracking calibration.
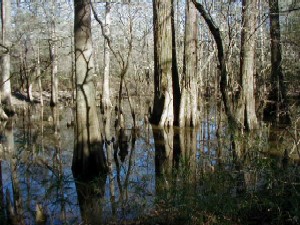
[51,106,60,134]
[231,131,268,194]
[179,128,197,183]
[113,128,128,197]
[215,101,223,168]
[153,127,180,196]
[4,120,24,224]
[154,127,174,179]
[103,109,116,217]
[113,128,136,204]
[39,106,44,152]
[75,175,106,224]
[231,133,247,194]
[0,158,4,223]
[53,127,67,223]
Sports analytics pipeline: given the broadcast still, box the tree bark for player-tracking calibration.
[50,1,58,107]
[1,0,14,115]
[72,0,107,179]
[151,0,180,127]
[36,42,43,106]
[171,1,181,126]
[236,0,258,130]
[101,2,112,110]
[263,0,291,125]
[179,0,199,127]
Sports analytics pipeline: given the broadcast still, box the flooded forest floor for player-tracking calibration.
[0,90,299,225]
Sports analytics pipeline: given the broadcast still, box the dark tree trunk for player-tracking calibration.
[171,1,181,126]
[263,0,291,125]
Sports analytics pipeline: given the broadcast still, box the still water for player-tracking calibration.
[0,105,299,225]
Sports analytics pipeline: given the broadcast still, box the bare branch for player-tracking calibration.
[90,1,124,67]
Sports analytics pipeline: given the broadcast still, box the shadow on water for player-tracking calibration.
[0,105,299,224]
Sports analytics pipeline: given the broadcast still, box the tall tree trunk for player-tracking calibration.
[1,0,14,115]
[101,2,112,110]
[71,32,76,105]
[236,0,258,130]
[22,45,34,102]
[72,0,107,179]
[151,0,180,127]
[179,0,199,127]
[50,40,58,107]
[192,0,237,128]
[263,0,291,125]
[36,42,43,106]
[50,2,58,107]
[171,1,181,126]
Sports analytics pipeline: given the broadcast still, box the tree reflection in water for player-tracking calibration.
[0,106,298,224]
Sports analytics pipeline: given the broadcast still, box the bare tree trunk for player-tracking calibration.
[179,0,199,127]
[50,0,58,107]
[236,0,258,130]
[1,0,14,115]
[263,0,291,125]
[21,46,33,102]
[71,32,76,105]
[151,0,180,127]
[72,0,107,179]
[36,42,43,106]
[192,0,237,128]
[171,1,181,126]
[102,2,112,110]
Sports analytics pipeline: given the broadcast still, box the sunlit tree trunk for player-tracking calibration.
[236,0,258,130]
[1,0,14,115]
[179,0,199,127]
[151,0,180,127]
[263,0,291,125]
[72,0,107,179]
[36,42,43,106]
[102,2,112,110]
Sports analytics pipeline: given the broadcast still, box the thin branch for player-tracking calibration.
[90,1,124,67]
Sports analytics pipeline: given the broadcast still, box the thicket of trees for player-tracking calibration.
[1,0,299,177]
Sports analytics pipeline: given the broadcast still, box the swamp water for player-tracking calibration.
[0,105,299,225]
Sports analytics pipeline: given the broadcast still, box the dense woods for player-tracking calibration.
[0,0,299,224]
[0,0,298,126]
